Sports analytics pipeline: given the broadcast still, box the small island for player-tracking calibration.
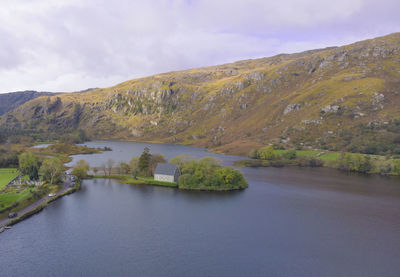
[91,148,248,191]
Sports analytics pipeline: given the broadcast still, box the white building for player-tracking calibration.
[154,163,180,183]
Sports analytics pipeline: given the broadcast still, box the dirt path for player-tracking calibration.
[0,177,73,228]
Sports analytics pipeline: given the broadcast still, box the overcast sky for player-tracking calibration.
[0,0,399,93]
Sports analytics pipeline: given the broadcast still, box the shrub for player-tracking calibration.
[338,153,372,173]
[257,146,278,160]
[379,162,392,174]
[72,160,90,179]
[284,150,297,160]
[393,160,400,175]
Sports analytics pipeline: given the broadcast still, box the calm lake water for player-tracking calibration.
[1,141,399,276]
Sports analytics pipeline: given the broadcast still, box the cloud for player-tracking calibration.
[0,0,399,92]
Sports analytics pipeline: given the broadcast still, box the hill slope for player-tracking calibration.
[0,91,55,116]
[1,33,400,155]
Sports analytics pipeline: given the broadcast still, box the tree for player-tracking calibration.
[27,164,39,181]
[170,154,194,170]
[41,158,64,184]
[93,167,98,175]
[117,162,130,175]
[106,159,115,176]
[284,150,297,160]
[392,159,400,175]
[99,163,107,176]
[129,157,139,177]
[138,147,151,176]
[175,156,248,189]
[257,146,278,160]
[338,153,372,173]
[148,154,166,176]
[72,160,90,180]
[18,152,40,180]
[215,167,247,187]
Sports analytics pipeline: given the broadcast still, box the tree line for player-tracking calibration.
[170,155,248,189]
[18,152,65,184]
[94,147,166,177]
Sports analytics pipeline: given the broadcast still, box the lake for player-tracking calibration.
[1,141,399,276]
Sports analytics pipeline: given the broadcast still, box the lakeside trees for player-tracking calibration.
[133,148,166,176]
[251,146,322,168]
[106,159,115,176]
[129,157,139,177]
[394,159,400,174]
[117,162,130,175]
[18,152,40,181]
[337,153,372,173]
[72,160,90,179]
[171,156,248,190]
[149,154,166,176]
[246,145,400,175]
[41,158,64,184]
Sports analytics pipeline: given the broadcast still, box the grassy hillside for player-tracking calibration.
[1,33,400,156]
[0,91,55,116]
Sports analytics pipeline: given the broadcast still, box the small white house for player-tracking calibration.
[154,163,180,183]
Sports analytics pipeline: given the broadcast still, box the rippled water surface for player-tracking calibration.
[1,141,399,276]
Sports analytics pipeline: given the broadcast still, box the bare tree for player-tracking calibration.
[149,154,167,176]
[129,157,139,178]
[106,158,115,176]
[118,162,130,175]
[99,163,107,176]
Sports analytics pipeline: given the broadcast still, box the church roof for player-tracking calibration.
[154,163,179,175]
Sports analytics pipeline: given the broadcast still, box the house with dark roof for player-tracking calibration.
[154,163,180,183]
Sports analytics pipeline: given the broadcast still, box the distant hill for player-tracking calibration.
[1,33,400,156]
[0,91,55,116]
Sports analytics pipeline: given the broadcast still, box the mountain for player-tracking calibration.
[0,91,55,116]
[1,33,400,155]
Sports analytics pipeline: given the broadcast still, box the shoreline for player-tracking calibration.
[0,180,81,230]
[2,140,396,230]
[70,139,400,177]
[234,158,400,177]
[93,175,247,192]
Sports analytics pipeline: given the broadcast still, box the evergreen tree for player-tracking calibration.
[27,164,39,181]
[138,147,151,175]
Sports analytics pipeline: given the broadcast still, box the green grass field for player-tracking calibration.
[0,190,31,207]
[0,169,19,190]
[275,150,321,157]
[94,175,178,188]
[318,152,341,161]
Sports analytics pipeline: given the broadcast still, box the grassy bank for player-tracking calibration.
[237,148,400,176]
[93,175,178,188]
